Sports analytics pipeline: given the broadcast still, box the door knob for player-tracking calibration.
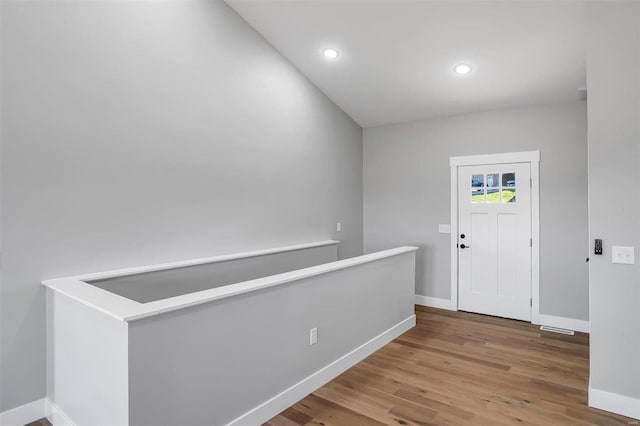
[460,243,469,249]
[460,234,465,239]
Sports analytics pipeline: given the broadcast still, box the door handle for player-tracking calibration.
[460,243,470,249]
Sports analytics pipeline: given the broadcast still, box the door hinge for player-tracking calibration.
[530,238,533,247]
[530,298,533,307]
[530,178,532,188]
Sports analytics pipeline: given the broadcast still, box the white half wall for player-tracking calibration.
[46,291,129,426]
[127,252,416,425]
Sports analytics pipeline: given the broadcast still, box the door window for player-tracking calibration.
[470,172,517,204]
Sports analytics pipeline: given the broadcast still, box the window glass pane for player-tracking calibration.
[486,173,499,188]
[472,189,485,203]
[471,174,484,187]
[486,188,500,203]
[502,188,516,203]
[502,172,516,187]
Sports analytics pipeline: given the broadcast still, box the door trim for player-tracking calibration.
[449,151,540,324]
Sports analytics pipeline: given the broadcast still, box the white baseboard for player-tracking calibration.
[413,300,587,333]
[45,399,74,426]
[414,295,455,311]
[0,397,75,426]
[0,398,47,426]
[589,387,640,420]
[225,315,416,426]
[538,313,590,333]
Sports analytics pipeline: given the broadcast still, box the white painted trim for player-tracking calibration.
[539,314,590,333]
[530,159,541,324]
[449,151,541,322]
[449,150,540,167]
[43,246,418,322]
[225,315,416,426]
[47,240,340,283]
[589,387,640,420]
[0,398,47,426]
[414,295,455,311]
[0,397,75,426]
[450,164,459,311]
[45,399,74,426]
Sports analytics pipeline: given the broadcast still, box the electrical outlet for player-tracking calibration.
[336,222,342,232]
[309,328,317,345]
[438,224,451,234]
[611,246,634,265]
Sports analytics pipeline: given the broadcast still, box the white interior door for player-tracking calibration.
[457,163,532,321]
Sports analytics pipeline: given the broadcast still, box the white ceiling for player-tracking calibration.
[227,0,586,128]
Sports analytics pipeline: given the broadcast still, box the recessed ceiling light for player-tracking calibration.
[454,64,472,75]
[322,48,339,59]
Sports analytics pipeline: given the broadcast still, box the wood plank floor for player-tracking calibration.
[30,306,636,426]
[264,306,637,426]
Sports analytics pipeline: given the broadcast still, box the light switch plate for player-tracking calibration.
[611,246,635,265]
[438,224,451,234]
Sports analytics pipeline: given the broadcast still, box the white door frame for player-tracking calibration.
[449,151,541,324]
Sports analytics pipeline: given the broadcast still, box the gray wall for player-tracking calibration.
[0,1,363,411]
[586,2,640,401]
[128,252,415,426]
[364,101,589,320]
